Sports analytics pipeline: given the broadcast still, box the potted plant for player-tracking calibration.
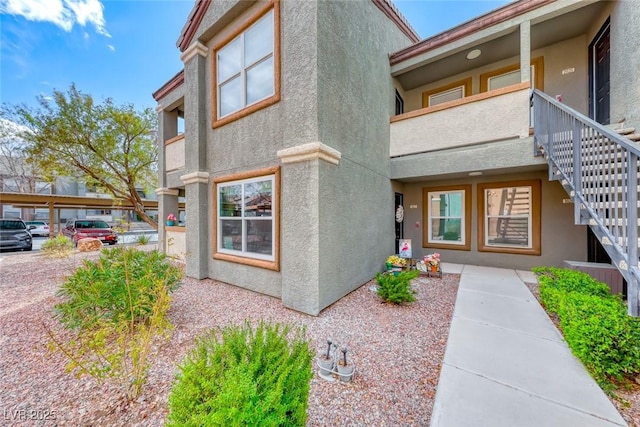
[424,252,441,272]
[166,213,177,226]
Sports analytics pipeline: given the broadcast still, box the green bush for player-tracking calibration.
[55,247,182,330]
[135,234,151,245]
[167,322,313,427]
[375,270,419,304]
[557,292,640,385]
[50,247,182,400]
[40,234,74,258]
[533,267,611,314]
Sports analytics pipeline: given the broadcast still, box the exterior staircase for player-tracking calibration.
[531,89,640,316]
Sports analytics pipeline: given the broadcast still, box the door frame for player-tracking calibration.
[588,18,610,123]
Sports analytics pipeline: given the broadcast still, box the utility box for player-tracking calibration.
[564,260,624,296]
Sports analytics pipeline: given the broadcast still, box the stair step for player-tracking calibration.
[614,127,636,135]
[583,200,640,209]
[626,133,640,142]
[588,217,640,227]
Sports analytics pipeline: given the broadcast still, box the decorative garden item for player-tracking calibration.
[166,213,177,226]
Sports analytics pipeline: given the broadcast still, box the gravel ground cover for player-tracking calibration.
[525,282,640,427]
[0,248,458,426]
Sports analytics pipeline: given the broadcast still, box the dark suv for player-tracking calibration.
[62,219,118,246]
[0,218,33,251]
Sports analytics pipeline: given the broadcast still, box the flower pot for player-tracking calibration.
[317,356,334,376]
[337,363,355,383]
[385,261,392,271]
[166,220,175,226]
[430,264,438,272]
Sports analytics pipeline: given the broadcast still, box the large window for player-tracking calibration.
[423,185,471,250]
[214,167,280,270]
[478,180,541,255]
[480,57,544,92]
[212,3,280,128]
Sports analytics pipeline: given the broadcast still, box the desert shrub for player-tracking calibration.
[55,247,182,330]
[533,267,611,313]
[557,292,640,386]
[49,247,182,399]
[135,233,151,245]
[40,234,74,258]
[167,322,313,427]
[375,270,419,304]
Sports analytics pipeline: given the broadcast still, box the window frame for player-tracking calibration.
[211,1,281,128]
[480,56,544,92]
[213,166,280,271]
[477,179,541,255]
[422,184,471,251]
[422,78,472,108]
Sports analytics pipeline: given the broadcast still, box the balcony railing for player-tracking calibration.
[165,134,185,172]
[532,89,640,316]
[390,82,530,157]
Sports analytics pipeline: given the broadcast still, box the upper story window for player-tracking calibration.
[212,3,281,128]
[422,78,472,108]
[480,57,544,92]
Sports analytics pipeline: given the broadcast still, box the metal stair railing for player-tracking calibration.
[531,89,639,317]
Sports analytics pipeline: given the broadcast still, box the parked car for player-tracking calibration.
[62,219,118,246]
[25,220,50,237]
[0,218,33,251]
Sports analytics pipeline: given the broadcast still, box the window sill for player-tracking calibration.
[478,246,541,256]
[213,252,279,271]
[424,242,471,251]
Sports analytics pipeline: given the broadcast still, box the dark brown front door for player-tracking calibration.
[589,20,610,125]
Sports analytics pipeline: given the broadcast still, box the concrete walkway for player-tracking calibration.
[430,264,627,427]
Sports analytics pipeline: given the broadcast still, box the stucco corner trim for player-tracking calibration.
[180,171,210,185]
[180,41,208,63]
[155,187,180,196]
[277,142,342,166]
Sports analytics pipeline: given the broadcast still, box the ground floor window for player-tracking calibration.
[213,167,280,270]
[423,185,471,250]
[478,180,541,255]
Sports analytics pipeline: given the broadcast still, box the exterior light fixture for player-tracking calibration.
[466,49,482,60]
[469,171,483,176]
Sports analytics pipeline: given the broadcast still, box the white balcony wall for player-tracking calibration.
[165,135,185,172]
[166,226,186,261]
[390,85,531,157]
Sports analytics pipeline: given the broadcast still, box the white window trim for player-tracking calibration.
[427,189,466,246]
[216,10,275,119]
[484,186,533,249]
[217,174,275,261]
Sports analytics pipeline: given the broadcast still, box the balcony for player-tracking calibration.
[390,83,531,158]
[165,134,185,172]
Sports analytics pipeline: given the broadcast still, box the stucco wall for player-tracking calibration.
[310,0,413,313]
[397,170,587,271]
[610,1,640,129]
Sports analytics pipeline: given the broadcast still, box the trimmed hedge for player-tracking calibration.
[534,267,640,387]
[375,270,419,304]
[167,322,313,427]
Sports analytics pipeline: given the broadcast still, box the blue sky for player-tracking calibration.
[0,0,510,111]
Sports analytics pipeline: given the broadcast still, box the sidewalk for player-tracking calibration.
[431,264,627,427]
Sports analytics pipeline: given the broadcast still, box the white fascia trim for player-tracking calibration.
[180,41,208,63]
[155,187,179,196]
[277,142,342,165]
[155,104,164,112]
[180,171,210,185]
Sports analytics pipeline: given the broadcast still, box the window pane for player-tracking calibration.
[431,192,462,216]
[218,37,242,83]
[244,179,272,217]
[220,76,242,117]
[486,217,530,247]
[220,184,242,217]
[488,69,520,91]
[486,187,530,216]
[220,219,242,250]
[429,86,464,106]
[246,219,272,255]
[244,11,273,66]
[246,56,274,105]
[430,218,462,242]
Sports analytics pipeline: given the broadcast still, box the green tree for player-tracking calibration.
[1,84,159,229]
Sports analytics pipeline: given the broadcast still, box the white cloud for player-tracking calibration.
[0,0,110,37]
[107,44,114,52]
